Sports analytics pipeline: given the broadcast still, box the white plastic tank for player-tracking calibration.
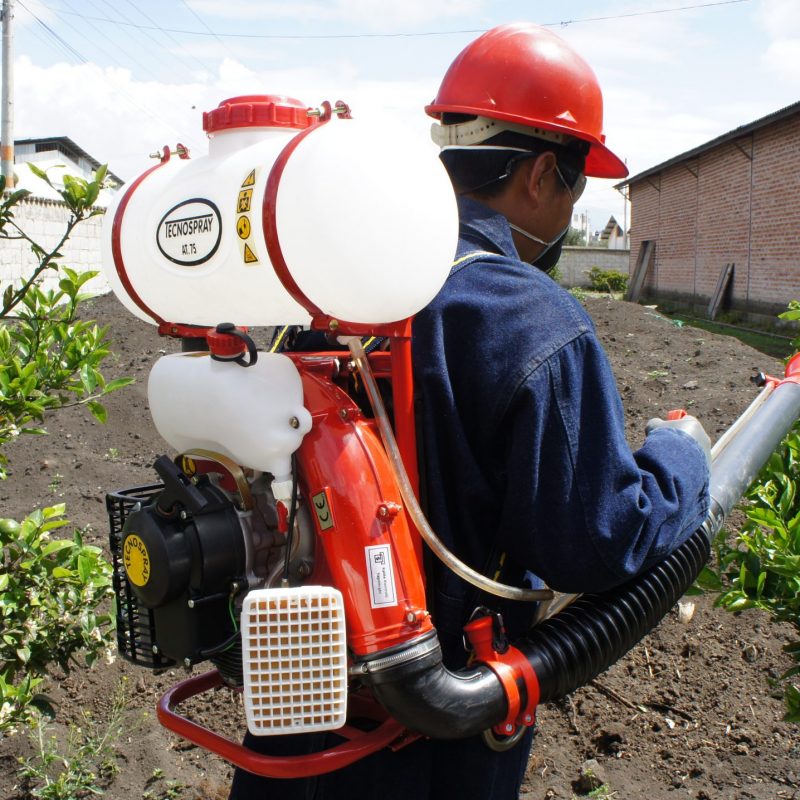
[147,350,312,483]
[102,95,458,327]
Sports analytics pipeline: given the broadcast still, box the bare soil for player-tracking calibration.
[0,292,798,800]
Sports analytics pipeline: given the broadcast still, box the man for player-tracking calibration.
[230,22,710,800]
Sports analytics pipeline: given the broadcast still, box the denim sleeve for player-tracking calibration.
[498,330,710,594]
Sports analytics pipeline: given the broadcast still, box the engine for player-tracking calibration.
[110,452,315,687]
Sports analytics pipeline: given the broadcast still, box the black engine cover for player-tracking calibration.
[120,456,247,665]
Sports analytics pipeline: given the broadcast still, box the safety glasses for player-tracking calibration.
[556,165,586,204]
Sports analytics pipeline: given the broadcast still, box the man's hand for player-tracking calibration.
[646,414,712,469]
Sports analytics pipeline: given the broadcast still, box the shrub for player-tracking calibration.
[0,166,128,732]
[587,267,628,294]
[0,507,114,732]
[707,301,800,720]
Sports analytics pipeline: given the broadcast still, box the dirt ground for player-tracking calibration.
[0,291,798,800]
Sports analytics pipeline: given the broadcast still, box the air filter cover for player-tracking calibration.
[241,586,348,736]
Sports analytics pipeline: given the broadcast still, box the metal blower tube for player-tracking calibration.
[360,363,800,738]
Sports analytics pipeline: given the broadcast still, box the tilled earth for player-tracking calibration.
[0,292,798,800]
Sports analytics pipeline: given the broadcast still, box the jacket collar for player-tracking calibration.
[456,196,521,261]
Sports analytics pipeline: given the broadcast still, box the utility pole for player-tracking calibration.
[1,0,14,188]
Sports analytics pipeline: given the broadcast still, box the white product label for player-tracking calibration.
[365,544,397,608]
[156,198,222,266]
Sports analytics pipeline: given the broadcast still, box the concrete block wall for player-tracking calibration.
[628,113,800,318]
[557,246,630,287]
[0,196,110,298]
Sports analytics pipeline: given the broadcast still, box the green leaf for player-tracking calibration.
[27,163,52,185]
[77,554,92,582]
[41,539,75,556]
[102,377,135,394]
[87,400,107,424]
[51,566,74,578]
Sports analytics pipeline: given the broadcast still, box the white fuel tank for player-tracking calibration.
[102,95,458,327]
[147,350,312,482]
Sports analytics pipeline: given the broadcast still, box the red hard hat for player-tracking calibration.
[426,23,628,179]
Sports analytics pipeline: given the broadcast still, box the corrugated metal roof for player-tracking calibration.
[14,136,124,185]
[615,100,800,189]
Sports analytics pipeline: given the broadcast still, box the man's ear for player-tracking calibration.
[523,152,558,205]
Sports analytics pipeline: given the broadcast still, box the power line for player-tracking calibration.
[29,0,753,40]
[23,6,86,62]
[16,0,205,153]
[177,0,236,59]
[117,0,214,78]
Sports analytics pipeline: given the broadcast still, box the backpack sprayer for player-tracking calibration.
[103,95,800,777]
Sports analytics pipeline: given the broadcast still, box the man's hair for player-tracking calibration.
[439,114,588,198]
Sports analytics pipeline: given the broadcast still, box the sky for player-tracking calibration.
[7,0,800,235]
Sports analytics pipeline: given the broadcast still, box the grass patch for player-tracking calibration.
[666,313,795,360]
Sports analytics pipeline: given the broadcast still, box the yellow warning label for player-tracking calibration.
[243,243,258,264]
[237,215,251,239]
[123,534,151,587]
[241,169,256,188]
[237,188,252,213]
[312,490,335,531]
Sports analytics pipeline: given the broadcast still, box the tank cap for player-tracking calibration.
[207,323,258,367]
[207,323,247,358]
[203,95,316,133]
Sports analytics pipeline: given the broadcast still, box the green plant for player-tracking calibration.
[702,301,800,720]
[646,369,669,380]
[18,679,127,798]
[569,286,588,302]
[564,226,586,246]
[0,506,114,732]
[0,165,131,731]
[0,166,133,480]
[547,264,563,284]
[587,267,628,294]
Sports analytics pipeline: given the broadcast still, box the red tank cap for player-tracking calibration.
[206,323,248,358]
[203,95,316,133]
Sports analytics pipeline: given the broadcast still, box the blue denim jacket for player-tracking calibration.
[412,197,710,653]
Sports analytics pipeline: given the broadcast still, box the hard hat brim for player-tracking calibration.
[425,103,628,180]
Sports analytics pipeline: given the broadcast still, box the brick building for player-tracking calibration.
[617,102,800,322]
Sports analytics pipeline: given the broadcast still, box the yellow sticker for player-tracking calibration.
[312,490,334,531]
[241,169,256,188]
[181,455,196,476]
[123,533,151,587]
[237,188,252,213]
[237,215,251,239]
[243,242,258,264]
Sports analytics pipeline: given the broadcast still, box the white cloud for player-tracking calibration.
[758,0,800,84]
[13,54,438,183]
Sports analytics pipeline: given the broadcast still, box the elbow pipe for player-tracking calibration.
[361,526,710,738]
[360,367,800,739]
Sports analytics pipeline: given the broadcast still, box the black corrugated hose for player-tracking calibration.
[520,526,711,702]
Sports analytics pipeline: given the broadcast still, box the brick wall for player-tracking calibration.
[628,112,800,318]
[0,196,109,296]
[557,246,630,287]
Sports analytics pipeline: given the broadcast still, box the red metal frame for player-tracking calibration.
[154,350,429,773]
[157,671,408,778]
